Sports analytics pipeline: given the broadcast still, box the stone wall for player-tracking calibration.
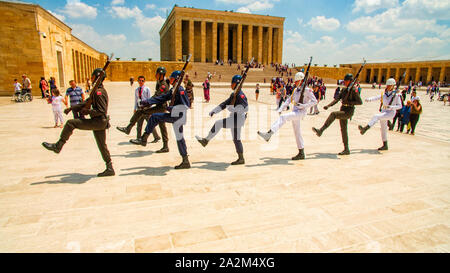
[295,66,353,81]
[107,61,191,82]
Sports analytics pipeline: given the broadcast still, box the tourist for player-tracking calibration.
[408,98,422,135]
[202,78,210,103]
[50,89,64,128]
[22,74,32,94]
[399,101,411,133]
[65,80,86,119]
[12,79,21,100]
[130,77,134,86]
[39,77,49,98]
[85,78,91,93]
[49,77,57,93]
[309,84,321,115]
[255,83,260,101]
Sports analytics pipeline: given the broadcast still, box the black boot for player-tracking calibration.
[358,125,370,135]
[42,140,64,154]
[378,141,388,151]
[338,148,350,155]
[195,136,209,147]
[174,156,190,169]
[388,121,393,131]
[231,153,245,165]
[116,125,131,135]
[155,141,169,153]
[257,130,273,142]
[129,137,141,143]
[292,149,305,160]
[150,137,161,143]
[312,127,322,137]
[130,132,149,146]
[97,162,115,177]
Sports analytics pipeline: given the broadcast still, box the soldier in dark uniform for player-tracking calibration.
[312,73,363,155]
[133,70,191,169]
[195,75,248,165]
[116,67,170,153]
[42,68,115,177]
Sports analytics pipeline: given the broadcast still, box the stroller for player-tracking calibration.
[13,89,33,102]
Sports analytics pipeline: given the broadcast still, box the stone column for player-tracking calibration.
[201,21,206,62]
[267,27,273,65]
[404,68,410,84]
[212,22,217,62]
[237,24,242,64]
[377,68,382,83]
[175,19,182,61]
[369,68,375,83]
[277,26,283,64]
[223,23,228,62]
[394,67,399,80]
[248,25,253,62]
[439,66,446,82]
[257,26,263,64]
[386,67,391,79]
[426,67,433,83]
[189,20,194,61]
[415,67,421,83]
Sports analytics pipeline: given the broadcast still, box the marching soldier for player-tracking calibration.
[358,78,402,150]
[42,68,115,177]
[131,70,191,169]
[312,73,363,155]
[195,75,249,165]
[117,67,170,153]
[257,72,318,160]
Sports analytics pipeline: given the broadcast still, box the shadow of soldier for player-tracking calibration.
[351,149,382,155]
[307,153,341,160]
[120,166,171,177]
[191,161,230,172]
[111,150,154,158]
[31,173,96,185]
[245,157,295,168]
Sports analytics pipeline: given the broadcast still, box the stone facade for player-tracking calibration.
[0,1,106,96]
[160,6,285,65]
[107,61,190,82]
[341,60,450,84]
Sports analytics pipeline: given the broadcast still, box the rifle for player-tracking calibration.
[231,57,254,105]
[296,56,313,104]
[343,59,366,102]
[80,53,113,115]
[170,54,191,107]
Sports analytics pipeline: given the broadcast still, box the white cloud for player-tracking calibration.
[111,0,125,5]
[145,4,156,10]
[217,0,279,12]
[402,0,450,20]
[237,7,251,13]
[71,24,127,53]
[108,6,142,19]
[60,0,97,19]
[353,0,399,13]
[48,10,66,21]
[297,18,303,26]
[308,16,340,31]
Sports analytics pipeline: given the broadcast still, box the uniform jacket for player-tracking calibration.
[72,86,108,119]
[143,85,190,111]
[366,91,402,111]
[211,90,249,116]
[279,87,317,115]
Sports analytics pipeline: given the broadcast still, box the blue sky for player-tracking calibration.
[30,0,450,65]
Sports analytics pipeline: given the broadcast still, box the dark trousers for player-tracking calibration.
[399,122,407,132]
[59,117,111,164]
[128,106,167,142]
[207,114,246,154]
[145,112,187,156]
[320,106,354,149]
[409,114,420,134]
[391,111,401,129]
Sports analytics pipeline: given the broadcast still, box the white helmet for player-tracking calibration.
[386,78,396,86]
[295,72,305,82]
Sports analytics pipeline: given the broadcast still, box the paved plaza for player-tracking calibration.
[0,82,449,252]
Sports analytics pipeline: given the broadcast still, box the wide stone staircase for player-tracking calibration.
[187,62,293,84]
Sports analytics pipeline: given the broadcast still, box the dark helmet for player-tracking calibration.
[232,75,242,84]
[170,70,182,80]
[92,68,106,81]
[156,66,166,75]
[344,73,353,81]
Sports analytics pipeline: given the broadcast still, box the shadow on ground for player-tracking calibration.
[120,166,172,177]
[307,153,340,160]
[192,161,230,171]
[112,150,154,158]
[246,157,295,167]
[31,173,96,185]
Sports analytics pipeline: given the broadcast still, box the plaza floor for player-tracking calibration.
[0,82,449,252]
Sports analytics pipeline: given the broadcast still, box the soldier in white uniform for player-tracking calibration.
[358,78,402,151]
[257,72,318,160]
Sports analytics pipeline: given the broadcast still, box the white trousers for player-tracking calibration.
[53,109,64,124]
[271,111,305,149]
[368,110,395,142]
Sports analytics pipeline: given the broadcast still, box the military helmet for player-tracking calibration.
[156,66,166,75]
[344,73,353,81]
[386,78,396,86]
[232,75,242,84]
[295,72,305,82]
[92,68,106,81]
[170,70,182,80]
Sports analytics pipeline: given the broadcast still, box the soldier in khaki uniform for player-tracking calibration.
[117,67,170,153]
[42,68,115,177]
